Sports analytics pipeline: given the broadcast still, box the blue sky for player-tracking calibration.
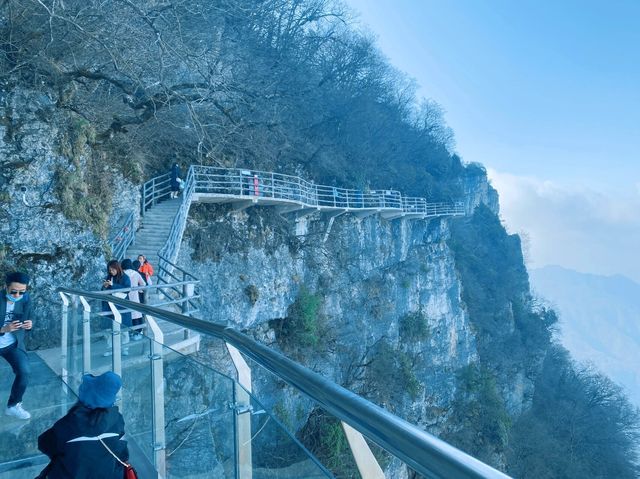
[347,0,640,282]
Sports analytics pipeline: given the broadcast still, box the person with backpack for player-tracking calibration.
[37,372,132,478]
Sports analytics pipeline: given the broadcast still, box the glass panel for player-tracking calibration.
[119,335,154,463]
[247,392,333,478]
[160,341,236,478]
[0,295,337,478]
[0,354,78,479]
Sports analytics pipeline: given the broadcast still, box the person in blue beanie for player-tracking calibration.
[0,271,33,420]
[37,372,130,478]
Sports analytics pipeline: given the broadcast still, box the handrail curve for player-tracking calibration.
[57,286,511,479]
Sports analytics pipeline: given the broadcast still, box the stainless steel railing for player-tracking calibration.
[108,212,136,260]
[57,287,511,479]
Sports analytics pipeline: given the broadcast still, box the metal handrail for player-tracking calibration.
[156,253,199,312]
[141,172,172,216]
[190,165,464,216]
[157,166,195,266]
[108,212,136,260]
[57,286,511,479]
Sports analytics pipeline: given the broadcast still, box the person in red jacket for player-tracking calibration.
[136,255,154,285]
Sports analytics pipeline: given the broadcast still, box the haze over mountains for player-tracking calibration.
[530,265,640,406]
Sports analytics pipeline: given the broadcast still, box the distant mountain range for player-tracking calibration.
[529,265,640,407]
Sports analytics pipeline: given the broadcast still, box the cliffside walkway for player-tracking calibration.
[113,165,466,265]
[173,165,465,219]
[107,165,466,355]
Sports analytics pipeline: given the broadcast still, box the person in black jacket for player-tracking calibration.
[37,371,129,479]
[0,271,33,420]
[170,162,181,198]
[101,260,132,356]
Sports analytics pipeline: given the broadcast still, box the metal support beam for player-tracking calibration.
[58,293,69,391]
[227,344,253,479]
[380,212,405,220]
[322,211,344,243]
[79,296,92,374]
[146,315,166,478]
[353,210,379,219]
[342,422,385,479]
[231,200,257,212]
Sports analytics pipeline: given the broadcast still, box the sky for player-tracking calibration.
[346,0,640,283]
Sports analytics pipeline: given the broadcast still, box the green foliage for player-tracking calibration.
[448,204,553,367]
[443,364,511,463]
[273,286,323,349]
[297,409,360,478]
[59,118,96,160]
[272,401,292,430]
[54,154,112,239]
[506,346,640,479]
[366,340,422,402]
[399,310,430,342]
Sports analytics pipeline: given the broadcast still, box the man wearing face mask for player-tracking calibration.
[0,272,33,419]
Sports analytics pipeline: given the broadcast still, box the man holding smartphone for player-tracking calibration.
[0,271,33,419]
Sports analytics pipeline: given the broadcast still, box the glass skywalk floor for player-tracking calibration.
[0,288,510,479]
[0,353,76,478]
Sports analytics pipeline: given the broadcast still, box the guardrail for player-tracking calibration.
[157,166,196,266]
[190,166,460,215]
[108,212,136,260]
[57,287,511,479]
[141,172,172,216]
[156,253,200,314]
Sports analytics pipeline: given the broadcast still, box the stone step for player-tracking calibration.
[135,232,171,239]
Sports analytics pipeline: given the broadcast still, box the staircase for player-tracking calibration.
[125,197,181,266]
[123,196,200,355]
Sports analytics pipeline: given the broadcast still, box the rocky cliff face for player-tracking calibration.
[177,171,504,439]
[2,86,522,476]
[0,88,138,346]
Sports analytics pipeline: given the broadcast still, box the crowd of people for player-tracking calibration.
[100,255,154,356]
[2,271,135,478]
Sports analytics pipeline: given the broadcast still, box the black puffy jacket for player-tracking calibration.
[38,403,128,478]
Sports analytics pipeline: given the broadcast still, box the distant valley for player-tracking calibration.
[530,265,640,407]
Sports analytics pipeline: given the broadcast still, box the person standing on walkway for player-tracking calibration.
[101,260,132,356]
[0,271,33,420]
[136,255,154,286]
[121,259,145,341]
[37,371,130,479]
[170,162,181,198]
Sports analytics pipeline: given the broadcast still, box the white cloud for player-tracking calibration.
[487,169,640,283]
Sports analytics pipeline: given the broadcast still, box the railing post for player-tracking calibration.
[107,302,123,380]
[182,273,191,340]
[59,292,70,391]
[142,182,147,217]
[341,422,385,479]
[78,296,92,374]
[227,344,253,479]
[146,315,166,478]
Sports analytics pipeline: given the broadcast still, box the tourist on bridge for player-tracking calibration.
[101,260,132,356]
[37,371,131,479]
[0,271,33,420]
[170,162,182,198]
[136,254,154,286]
[121,259,145,341]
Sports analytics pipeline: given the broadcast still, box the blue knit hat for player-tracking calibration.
[78,372,122,409]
